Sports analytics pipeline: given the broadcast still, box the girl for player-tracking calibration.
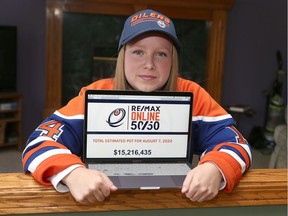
[22,9,252,205]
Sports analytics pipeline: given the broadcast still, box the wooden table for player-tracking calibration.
[0,169,287,215]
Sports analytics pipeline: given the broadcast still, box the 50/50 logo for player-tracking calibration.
[130,120,160,130]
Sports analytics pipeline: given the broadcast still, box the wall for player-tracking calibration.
[0,0,286,146]
[0,0,46,142]
[222,0,287,137]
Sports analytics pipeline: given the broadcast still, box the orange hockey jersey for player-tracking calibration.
[22,77,252,192]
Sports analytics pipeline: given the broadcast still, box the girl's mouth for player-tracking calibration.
[139,75,157,80]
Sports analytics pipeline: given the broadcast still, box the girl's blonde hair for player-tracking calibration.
[114,45,179,91]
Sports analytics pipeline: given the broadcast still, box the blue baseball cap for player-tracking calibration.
[118,9,181,51]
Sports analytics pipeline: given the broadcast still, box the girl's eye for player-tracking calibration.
[157,52,168,57]
[132,50,143,56]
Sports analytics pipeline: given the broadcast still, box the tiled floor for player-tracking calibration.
[0,146,273,173]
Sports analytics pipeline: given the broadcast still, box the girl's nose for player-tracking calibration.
[144,55,156,70]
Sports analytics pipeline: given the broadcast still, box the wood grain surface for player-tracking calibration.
[0,169,287,215]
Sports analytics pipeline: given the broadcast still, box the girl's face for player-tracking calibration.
[124,33,173,92]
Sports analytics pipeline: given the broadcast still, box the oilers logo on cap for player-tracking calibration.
[118,9,180,50]
[157,20,167,28]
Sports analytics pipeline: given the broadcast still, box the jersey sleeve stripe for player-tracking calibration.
[212,143,251,169]
[217,145,246,165]
[219,149,246,174]
[54,111,84,120]
[238,143,252,159]
[31,154,85,185]
[22,136,53,157]
[28,149,72,173]
[23,146,58,171]
[22,141,69,170]
[192,114,232,122]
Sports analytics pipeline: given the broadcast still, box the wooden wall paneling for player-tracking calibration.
[63,1,135,15]
[44,0,63,118]
[62,0,233,11]
[205,10,228,102]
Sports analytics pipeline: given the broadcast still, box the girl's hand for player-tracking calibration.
[62,167,118,205]
[181,162,223,202]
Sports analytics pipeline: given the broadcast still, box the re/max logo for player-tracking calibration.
[131,105,160,112]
